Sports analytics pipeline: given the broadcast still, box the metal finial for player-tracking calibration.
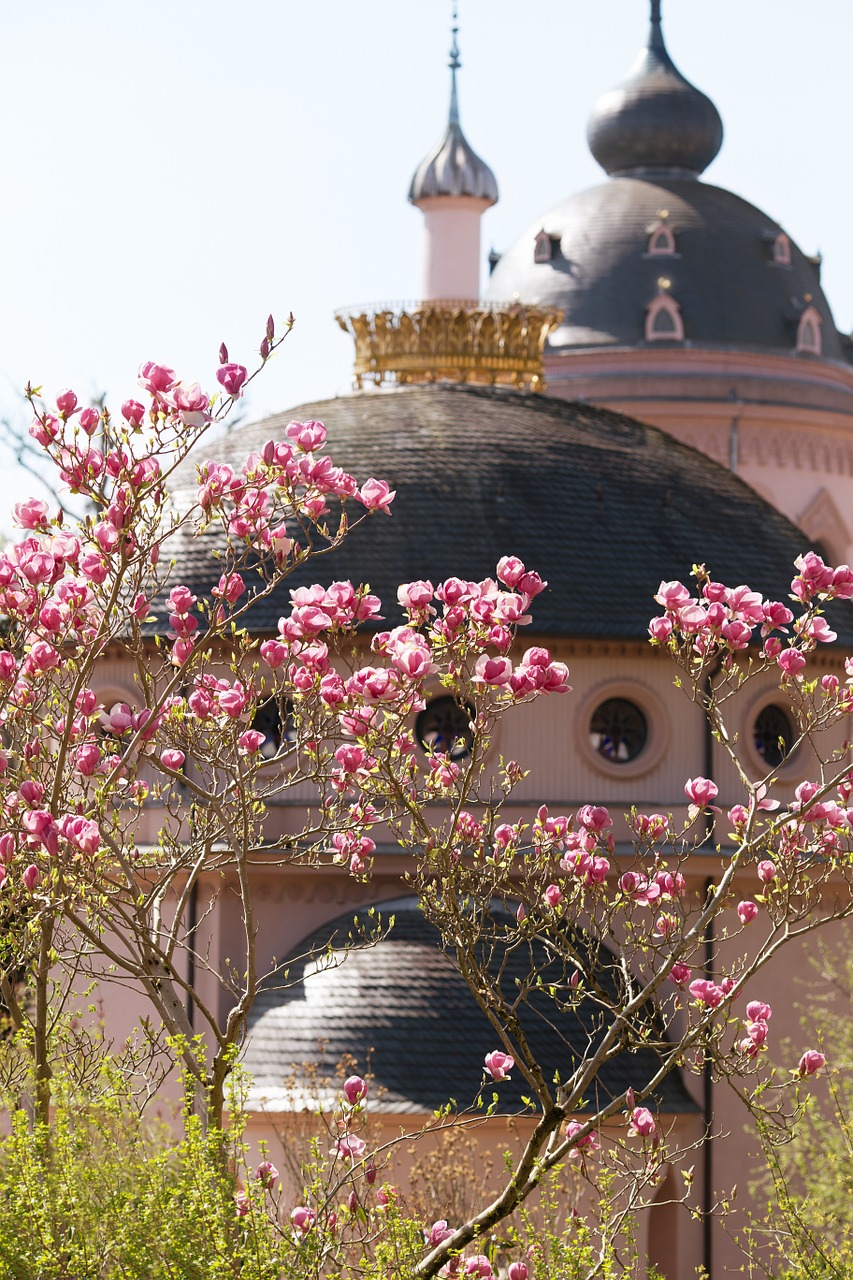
[649,0,665,51]
[449,4,461,71]
[448,4,461,125]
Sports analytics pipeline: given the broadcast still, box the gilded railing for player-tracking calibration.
[335,300,563,392]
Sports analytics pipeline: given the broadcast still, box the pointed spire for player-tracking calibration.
[649,0,663,50]
[448,6,461,125]
[408,6,498,206]
[586,0,723,178]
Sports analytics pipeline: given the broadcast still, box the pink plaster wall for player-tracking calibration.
[416,196,490,301]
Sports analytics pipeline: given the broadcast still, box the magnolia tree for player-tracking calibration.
[0,321,852,1277]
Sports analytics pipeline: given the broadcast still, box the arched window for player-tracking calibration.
[647,221,676,256]
[796,304,822,355]
[772,232,792,266]
[645,293,684,342]
[533,229,553,264]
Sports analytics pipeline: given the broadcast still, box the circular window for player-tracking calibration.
[589,698,648,764]
[252,699,296,759]
[415,697,475,761]
[753,703,794,769]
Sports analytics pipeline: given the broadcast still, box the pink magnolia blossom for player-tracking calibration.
[332,1133,366,1162]
[684,777,718,807]
[465,1258,493,1278]
[138,361,177,395]
[777,647,806,676]
[13,499,49,531]
[359,478,395,513]
[628,1106,656,1138]
[122,399,146,426]
[216,362,248,399]
[669,962,691,986]
[655,580,691,610]
[22,865,39,891]
[484,1050,514,1082]
[565,1119,600,1157]
[256,1160,279,1188]
[161,749,186,771]
[474,655,513,687]
[689,979,726,1008]
[577,804,612,832]
[286,418,327,451]
[737,900,759,924]
[55,388,78,416]
[212,572,245,605]
[757,860,777,884]
[426,1221,454,1247]
[342,1075,368,1105]
[234,1191,249,1217]
[78,406,100,435]
[509,1265,529,1280]
[746,1000,772,1022]
[648,615,673,642]
[238,730,265,754]
[797,1049,826,1077]
[543,883,563,908]
[290,1206,316,1234]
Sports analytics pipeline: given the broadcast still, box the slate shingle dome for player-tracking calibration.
[486,179,840,358]
[171,383,853,644]
[243,901,698,1116]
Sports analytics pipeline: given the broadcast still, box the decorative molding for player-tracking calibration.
[797,487,851,562]
[738,425,853,474]
[255,879,380,906]
[336,301,562,392]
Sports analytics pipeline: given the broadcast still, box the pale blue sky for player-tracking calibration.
[0,0,850,495]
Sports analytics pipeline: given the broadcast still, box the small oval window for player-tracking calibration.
[589,698,648,764]
[415,696,475,760]
[753,704,794,769]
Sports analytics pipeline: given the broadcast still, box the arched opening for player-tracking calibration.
[796,304,822,355]
[645,294,684,342]
[772,232,792,266]
[533,229,553,264]
[647,222,676,256]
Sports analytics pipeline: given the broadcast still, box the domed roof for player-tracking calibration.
[243,899,697,1115]
[587,1,722,178]
[408,28,498,206]
[486,2,842,364]
[169,384,853,644]
[486,178,842,360]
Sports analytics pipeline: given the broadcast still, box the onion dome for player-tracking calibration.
[408,22,498,205]
[243,899,698,1115]
[587,0,723,178]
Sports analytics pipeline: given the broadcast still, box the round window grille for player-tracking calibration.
[753,704,794,769]
[589,697,648,764]
[415,697,475,761]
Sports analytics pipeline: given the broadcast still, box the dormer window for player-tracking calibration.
[796,304,822,355]
[772,232,792,266]
[645,291,684,342]
[646,220,676,257]
[533,230,554,264]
